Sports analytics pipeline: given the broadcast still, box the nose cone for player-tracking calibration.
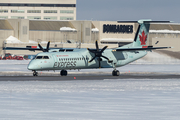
[27,61,37,70]
[27,63,34,70]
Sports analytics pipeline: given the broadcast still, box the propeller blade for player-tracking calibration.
[98,57,101,68]
[87,48,96,53]
[101,55,109,61]
[95,41,99,52]
[38,43,45,52]
[100,46,108,53]
[89,56,96,63]
[46,41,50,52]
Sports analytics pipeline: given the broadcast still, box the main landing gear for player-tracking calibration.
[60,70,67,76]
[112,70,120,76]
[33,70,38,76]
[112,63,120,76]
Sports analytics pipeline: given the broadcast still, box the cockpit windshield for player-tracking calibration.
[35,56,49,59]
[36,56,43,59]
[43,56,49,59]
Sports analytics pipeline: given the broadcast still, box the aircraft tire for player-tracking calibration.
[33,71,38,76]
[60,70,67,76]
[112,70,120,76]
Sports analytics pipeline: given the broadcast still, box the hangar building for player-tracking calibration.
[0,19,180,55]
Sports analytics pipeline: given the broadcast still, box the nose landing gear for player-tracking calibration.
[33,70,38,76]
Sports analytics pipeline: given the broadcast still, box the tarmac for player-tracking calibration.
[0,73,180,81]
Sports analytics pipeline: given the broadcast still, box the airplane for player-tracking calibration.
[4,19,171,76]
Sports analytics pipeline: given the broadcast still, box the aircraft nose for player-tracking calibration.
[27,64,33,70]
[27,63,36,70]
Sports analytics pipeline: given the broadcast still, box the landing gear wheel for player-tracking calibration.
[112,70,120,76]
[33,71,38,76]
[60,70,67,76]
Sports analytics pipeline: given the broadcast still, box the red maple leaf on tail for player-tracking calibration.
[139,31,147,45]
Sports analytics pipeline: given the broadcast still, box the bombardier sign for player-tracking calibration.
[103,24,133,34]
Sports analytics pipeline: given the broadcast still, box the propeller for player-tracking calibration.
[38,41,50,52]
[87,41,110,68]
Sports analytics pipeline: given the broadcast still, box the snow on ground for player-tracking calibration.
[0,57,180,119]
[0,79,180,120]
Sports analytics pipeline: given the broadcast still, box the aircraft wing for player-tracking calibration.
[3,47,74,52]
[3,47,42,51]
[3,41,75,52]
[115,46,171,51]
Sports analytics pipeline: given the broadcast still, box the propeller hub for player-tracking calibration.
[87,41,109,68]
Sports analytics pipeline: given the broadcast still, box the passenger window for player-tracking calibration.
[36,56,43,59]
[43,56,49,59]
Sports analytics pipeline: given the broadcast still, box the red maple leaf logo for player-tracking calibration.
[139,31,147,45]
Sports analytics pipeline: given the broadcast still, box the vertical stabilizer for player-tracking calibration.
[132,19,151,47]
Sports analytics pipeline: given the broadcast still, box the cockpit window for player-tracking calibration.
[35,56,49,59]
[36,56,43,59]
[43,56,49,59]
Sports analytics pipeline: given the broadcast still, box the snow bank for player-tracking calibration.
[6,36,23,43]
[5,36,48,44]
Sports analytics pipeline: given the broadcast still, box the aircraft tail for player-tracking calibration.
[115,20,171,51]
[132,19,170,48]
[132,19,151,48]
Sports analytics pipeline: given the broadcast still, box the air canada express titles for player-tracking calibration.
[54,61,77,68]
[54,55,77,68]
[103,24,133,33]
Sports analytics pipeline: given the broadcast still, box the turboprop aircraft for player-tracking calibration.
[4,19,171,76]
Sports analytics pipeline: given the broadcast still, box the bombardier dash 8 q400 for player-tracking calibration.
[4,19,171,76]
